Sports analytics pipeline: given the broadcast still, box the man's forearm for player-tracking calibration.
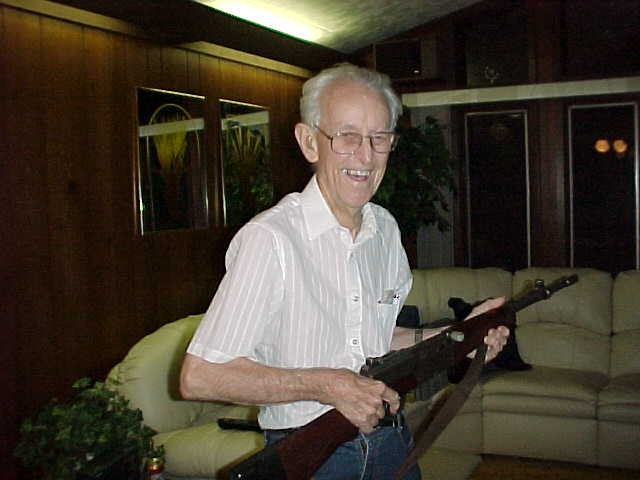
[180,354,335,406]
[390,298,506,356]
[180,353,400,432]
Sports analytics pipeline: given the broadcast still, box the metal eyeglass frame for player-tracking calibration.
[313,124,399,155]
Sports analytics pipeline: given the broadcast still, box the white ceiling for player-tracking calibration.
[196,0,483,53]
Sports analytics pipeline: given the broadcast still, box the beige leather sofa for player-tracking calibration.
[406,267,640,471]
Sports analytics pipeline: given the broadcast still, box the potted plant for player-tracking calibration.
[374,115,455,266]
[15,378,163,480]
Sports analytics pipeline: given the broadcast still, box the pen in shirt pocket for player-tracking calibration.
[378,289,400,304]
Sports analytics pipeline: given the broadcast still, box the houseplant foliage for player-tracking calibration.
[374,115,455,238]
[15,378,162,480]
[221,124,274,226]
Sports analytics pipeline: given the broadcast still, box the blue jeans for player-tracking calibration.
[264,418,421,480]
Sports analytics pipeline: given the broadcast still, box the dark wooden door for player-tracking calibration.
[465,111,530,271]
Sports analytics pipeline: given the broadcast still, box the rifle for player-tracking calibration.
[227,274,579,480]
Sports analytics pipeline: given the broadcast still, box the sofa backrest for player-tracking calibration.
[407,267,513,324]
[107,314,232,433]
[514,267,612,375]
[610,269,640,378]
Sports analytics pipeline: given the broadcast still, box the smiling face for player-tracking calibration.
[296,79,392,232]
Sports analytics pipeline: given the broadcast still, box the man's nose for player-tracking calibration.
[354,136,374,163]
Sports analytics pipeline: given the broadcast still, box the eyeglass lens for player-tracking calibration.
[333,132,396,154]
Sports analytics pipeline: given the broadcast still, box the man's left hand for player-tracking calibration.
[465,297,510,362]
[483,325,509,362]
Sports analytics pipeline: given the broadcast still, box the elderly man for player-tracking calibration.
[180,63,508,479]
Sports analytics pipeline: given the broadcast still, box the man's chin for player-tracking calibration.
[344,193,374,210]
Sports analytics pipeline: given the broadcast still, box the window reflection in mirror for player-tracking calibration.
[220,99,273,226]
[569,103,638,273]
[137,88,209,234]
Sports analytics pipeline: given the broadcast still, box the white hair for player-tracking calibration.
[299,63,402,129]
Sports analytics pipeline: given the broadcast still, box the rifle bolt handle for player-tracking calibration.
[448,331,465,342]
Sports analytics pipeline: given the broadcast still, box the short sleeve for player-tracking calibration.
[187,223,284,363]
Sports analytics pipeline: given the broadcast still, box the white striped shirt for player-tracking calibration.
[187,175,412,429]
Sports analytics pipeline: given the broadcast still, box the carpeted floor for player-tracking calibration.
[469,455,640,480]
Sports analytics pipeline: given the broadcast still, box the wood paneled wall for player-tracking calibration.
[1,5,310,477]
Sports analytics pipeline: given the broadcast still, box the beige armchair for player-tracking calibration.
[107,315,262,480]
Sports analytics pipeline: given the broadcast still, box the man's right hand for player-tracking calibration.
[315,369,400,434]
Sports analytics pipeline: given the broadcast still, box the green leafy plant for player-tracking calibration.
[15,378,163,480]
[222,124,274,226]
[374,115,455,237]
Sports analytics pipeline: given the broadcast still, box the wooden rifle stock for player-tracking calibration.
[227,274,578,480]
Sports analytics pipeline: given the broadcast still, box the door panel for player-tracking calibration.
[465,111,530,271]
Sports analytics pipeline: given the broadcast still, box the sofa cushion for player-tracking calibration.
[598,421,640,469]
[516,322,611,376]
[404,387,484,453]
[483,412,598,465]
[610,331,640,379]
[613,270,640,332]
[482,366,608,418]
[513,268,612,375]
[611,270,640,378]
[154,422,263,478]
[598,373,640,423]
[407,267,512,323]
[514,268,611,334]
[108,315,230,433]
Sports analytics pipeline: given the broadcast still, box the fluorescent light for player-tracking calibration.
[200,1,327,43]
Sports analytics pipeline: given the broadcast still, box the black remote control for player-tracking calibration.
[217,417,262,432]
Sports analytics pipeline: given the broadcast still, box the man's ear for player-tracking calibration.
[294,123,319,164]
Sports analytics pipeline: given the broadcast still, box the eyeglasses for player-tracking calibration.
[314,124,398,155]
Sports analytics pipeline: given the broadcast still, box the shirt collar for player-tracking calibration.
[300,175,378,242]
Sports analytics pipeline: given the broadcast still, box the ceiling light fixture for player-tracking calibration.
[199,1,328,43]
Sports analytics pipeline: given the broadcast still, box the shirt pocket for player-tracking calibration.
[376,301,400,331]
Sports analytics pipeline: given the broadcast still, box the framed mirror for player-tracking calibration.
[220,99,273,226]
[136,88,209,234]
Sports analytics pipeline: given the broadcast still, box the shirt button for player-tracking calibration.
[351,338,360,346]
[352,295,359,302]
